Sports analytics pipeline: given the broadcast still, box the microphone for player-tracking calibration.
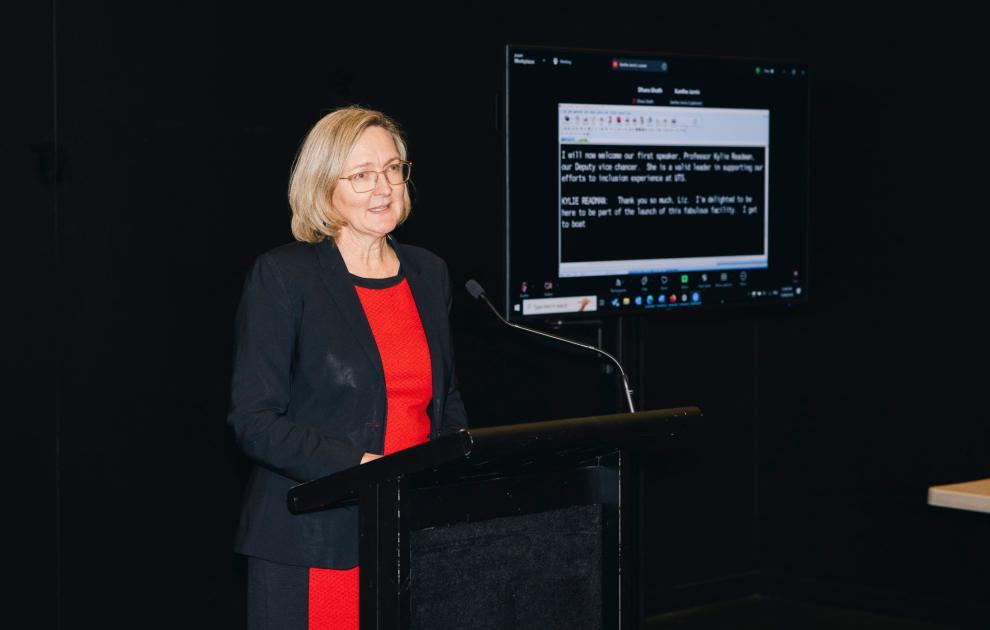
[465,279,637,413]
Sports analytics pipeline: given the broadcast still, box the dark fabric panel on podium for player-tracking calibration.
[409,505,604,630]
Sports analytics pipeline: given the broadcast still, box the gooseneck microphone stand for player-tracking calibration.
[465,279,637,414]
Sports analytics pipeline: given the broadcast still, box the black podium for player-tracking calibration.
[288,407,702,630]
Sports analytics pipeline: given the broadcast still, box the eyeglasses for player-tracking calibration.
[339,161,412,193]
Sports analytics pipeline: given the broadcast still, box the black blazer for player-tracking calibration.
[228,236,468,568]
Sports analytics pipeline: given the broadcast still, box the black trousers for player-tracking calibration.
[247,556,309,630]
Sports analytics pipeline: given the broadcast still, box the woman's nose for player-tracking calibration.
[373,169,393,196]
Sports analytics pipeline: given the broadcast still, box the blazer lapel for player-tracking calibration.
[314,239,385,381]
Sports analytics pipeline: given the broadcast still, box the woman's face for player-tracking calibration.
[332,125,405,242]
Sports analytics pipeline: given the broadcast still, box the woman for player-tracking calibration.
[228,106,468,629]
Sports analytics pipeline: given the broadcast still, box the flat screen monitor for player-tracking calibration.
[504,45,809,320]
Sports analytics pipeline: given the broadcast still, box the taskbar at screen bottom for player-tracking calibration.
[511,284,804,318]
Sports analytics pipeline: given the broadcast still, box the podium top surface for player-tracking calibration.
[288,406,701,514]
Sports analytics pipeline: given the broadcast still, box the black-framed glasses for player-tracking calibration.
[339,161,412,193]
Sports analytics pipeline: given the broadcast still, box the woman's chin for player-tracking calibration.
[369,210,399,231]
[351,218,398,240]
[371,217,398,235]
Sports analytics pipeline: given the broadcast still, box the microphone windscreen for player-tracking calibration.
[465,279,486,299]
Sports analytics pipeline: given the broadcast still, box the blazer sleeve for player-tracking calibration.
[439,259,469,436]
[227,252,366,482]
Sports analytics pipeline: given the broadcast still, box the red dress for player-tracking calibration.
[307,275,432,629]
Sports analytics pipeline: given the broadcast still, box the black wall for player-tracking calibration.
[9,1,988,628]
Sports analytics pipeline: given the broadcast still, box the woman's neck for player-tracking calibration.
[334,230,399,279]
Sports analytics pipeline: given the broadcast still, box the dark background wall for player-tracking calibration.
[8,1,988,628]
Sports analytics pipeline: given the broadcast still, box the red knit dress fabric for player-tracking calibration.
[308,277,433,629]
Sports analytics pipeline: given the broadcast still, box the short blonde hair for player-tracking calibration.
[289,106,412,243]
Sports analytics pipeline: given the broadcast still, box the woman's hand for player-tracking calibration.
[360,452,383,464]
